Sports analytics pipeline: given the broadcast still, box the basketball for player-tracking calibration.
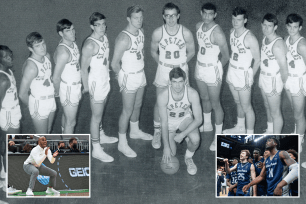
[160,156,180,175]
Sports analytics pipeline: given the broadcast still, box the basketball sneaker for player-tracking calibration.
[210,137,216,151]
[100,130,118,144]
[199,122,213,132]
[152,131,161,149]
[302,162,306,169]
[46,187,60,196]
[185,157,197,175]
[118,143,137,158]
[130,130,153,140]
[92,147,114,162]
[26,188,34,196]
[7,186,22,195]
[262,129,273,134]
[222,125,246,134]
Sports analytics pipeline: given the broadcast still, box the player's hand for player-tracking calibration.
[257,161,263,169]
[45,147,50,155]
[173,133,185,143]
[248,158,253,164]
[53,150,59,157]
[228,185,233,192]
[273,186,283,196]
[224,158,228,164]
[242,185,250,193]
[162,147,172,164]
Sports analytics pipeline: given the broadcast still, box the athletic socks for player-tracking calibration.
[215,123,223,134]
[246,129,254,134]
[237,117,245,128]
[130,121,140,133]
[185,149,195,158]
[267,122,273,132]
[203,112,212,123]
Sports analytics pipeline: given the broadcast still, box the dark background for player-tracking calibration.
[1,0,306,203]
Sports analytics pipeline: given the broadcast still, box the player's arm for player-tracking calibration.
[157,89,171,163]
[245,32,261,76]
[243,162,266,193]
[224,159,237,173]
[47,148,56,164]
[19,60,38,106]
[183,27,195,63]
[297,38,306,66]
[213,26,230,67]
[53,46,70,96]
[174,88,202,142]
[273,39,288,83]
[250,164,257,196]
[111,33,130,75]
[150,27,162,64]
[0,74,10,110]
[80,40,95,93]
[273,150,298,196]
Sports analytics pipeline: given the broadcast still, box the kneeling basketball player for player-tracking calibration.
[158,67,202,175]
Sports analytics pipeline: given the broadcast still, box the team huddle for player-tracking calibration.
[223,138,299,197]
[0,2,306,175]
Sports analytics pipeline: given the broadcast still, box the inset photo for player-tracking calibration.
[7,134,90,197]
[216,135,299,197]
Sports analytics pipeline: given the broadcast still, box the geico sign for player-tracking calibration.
[69,167,90,177]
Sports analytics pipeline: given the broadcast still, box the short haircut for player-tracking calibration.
[286,13,303,27]
[56,19,73,33]
[262,13,278,26]
[169,67,186,81]
[69,137,77,144]
[58,141,65,146]
[89,12,106,25]
[287,149,298,161]
[240,149,250,157]
[26,32,43,48]
[253,148,261,155]
[201,2,217,13]
[0,45,12,62]
[270,137,280,148]
[162,2,180,15]
[127,5,144,18]
[232,7,248,19]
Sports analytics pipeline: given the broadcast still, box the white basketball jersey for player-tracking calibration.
[121,29,144,72]
[286,36,306,75]
[87,36,110,81]
[196,23,220,64]
[167,85,191,120]
[159,25,187,65]
[57,42,81,83]
[28,56,54,97]
[230,29,252,69]
[261,37,282,74]
[0,69,19,108]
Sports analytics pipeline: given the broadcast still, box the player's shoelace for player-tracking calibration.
[185,158,195,169]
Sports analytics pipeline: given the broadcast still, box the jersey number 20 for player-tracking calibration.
[166,51,180,59]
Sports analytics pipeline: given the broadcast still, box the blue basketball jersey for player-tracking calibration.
[253,158,267,196]
[236,162,252,196]
[265,151,289,196]
[228,165,238,185]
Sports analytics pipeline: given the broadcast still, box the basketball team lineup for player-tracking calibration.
[0,0,306,181]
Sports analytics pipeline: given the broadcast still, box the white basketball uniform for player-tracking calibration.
[259,37,283,96]
[58,42,82,106]
[226,29,253,91]
[118,29,146,93]
[285,36,306,96]
[87,35,110,103]
[154,25,189,87]
[0,69,22,131]
[28,56,56,119]
[167,85,192,132]
[195,23,222,86]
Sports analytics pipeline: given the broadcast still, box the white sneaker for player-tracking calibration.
[100,130,118,144]
[301,162,306,169]
[46,187,60,196]
[199,122,213,132]
[118,143,137,158]
[92,148,114,162]
[130,130,153,140]
[262,129,273,134]
[26,188,34,196]
[209,137,216,151]
[222,125,246,134]
[152,131,161,149]
[185,157,197,175]
[7,186,22,195]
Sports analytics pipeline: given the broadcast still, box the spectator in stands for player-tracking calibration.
[23,143,32,153]
[69,137,80,152]
[8,141,17,153]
